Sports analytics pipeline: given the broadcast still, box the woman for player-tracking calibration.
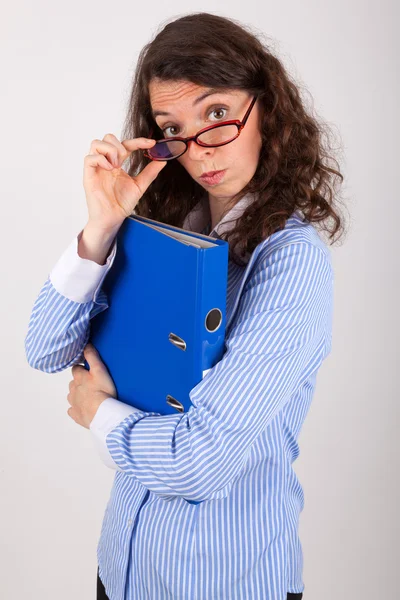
[25,12,345,600]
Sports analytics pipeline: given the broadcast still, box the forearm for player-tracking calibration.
[25,228,117,372]
[24,278,93,371]
[78,221,121,266]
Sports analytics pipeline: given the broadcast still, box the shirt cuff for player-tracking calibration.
[89,397,138,471]
[49,230,117,304]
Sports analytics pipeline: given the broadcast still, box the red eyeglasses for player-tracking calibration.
[143,95,258,161]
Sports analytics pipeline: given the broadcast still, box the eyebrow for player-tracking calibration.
[151,88,229,119]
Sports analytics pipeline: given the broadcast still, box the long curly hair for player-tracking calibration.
[121,12,347,265]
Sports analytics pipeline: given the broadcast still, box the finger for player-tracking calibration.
[67,407,76,421]
[103,133,133,167]
[89,139,122,169]
[131,159,168,197]
[120,138,157,161]
[84,153,115,171]
[83,343,103,370]
[84,343,99,359]
[71,364,84,376]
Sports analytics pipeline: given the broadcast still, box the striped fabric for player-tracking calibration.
[25,203,333,600]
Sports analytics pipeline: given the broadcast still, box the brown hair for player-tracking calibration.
[121,12,348,265]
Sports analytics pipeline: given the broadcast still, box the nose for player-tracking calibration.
[186,139,215,161]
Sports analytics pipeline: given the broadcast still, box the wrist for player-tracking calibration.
[84,220,122,242]
[78,222,120,265]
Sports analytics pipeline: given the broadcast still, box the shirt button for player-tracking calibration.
[127,519,133,527]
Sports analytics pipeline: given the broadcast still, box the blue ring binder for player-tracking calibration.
[86,214,229,416]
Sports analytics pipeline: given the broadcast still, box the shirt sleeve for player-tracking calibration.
[89,397,138,471]
[94,241,334,503]
[24,230,117,372]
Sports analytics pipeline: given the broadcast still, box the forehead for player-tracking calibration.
[149,79,241,117]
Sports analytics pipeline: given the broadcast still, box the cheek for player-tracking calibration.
[228,140,258,169]
[244,132,262,166]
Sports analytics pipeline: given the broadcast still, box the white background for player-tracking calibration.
[1,1,398,598]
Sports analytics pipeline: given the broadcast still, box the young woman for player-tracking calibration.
[25,12,345,600]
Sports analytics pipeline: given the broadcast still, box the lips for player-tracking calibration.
[200,170,224,178]
[199,169,227,186]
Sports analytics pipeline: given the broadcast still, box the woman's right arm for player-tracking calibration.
[24,133,167,373]
[24,224,119,373]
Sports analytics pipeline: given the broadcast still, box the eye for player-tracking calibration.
[162,106,229,137]
[162,125,180,137]
[210,107,228,121]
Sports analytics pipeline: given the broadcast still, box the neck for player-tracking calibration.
[208,193,235,231]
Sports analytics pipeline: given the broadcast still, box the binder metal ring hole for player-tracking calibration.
[205,308,222,332]
[168,333,187,351]
[166,395,184,413]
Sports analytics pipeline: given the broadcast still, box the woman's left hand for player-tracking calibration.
[67,343,117,429]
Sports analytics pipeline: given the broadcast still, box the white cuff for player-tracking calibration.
[49,230,117,304]
[89,397,137,471]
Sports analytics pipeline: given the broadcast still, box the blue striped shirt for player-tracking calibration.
[25,194,333,599]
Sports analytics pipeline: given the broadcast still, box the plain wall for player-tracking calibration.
[1,1,398,598]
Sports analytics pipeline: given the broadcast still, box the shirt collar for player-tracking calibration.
[182,192,256,264]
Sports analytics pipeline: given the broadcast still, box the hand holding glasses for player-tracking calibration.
[82,134,167,234]
[144,95,258,161]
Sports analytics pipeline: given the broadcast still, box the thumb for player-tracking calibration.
[134,159,168,193]
[83,343,116,396]
[83,343,102,366]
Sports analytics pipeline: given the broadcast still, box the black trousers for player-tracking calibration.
[97,567,303,599]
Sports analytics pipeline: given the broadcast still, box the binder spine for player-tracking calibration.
[196,245,229,376]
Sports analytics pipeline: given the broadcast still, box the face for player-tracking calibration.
[149,79,263,208]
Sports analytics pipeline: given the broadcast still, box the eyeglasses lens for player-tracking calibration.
[147,124,238,159]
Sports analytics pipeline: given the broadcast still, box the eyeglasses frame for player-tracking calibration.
[143,94,258,161]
